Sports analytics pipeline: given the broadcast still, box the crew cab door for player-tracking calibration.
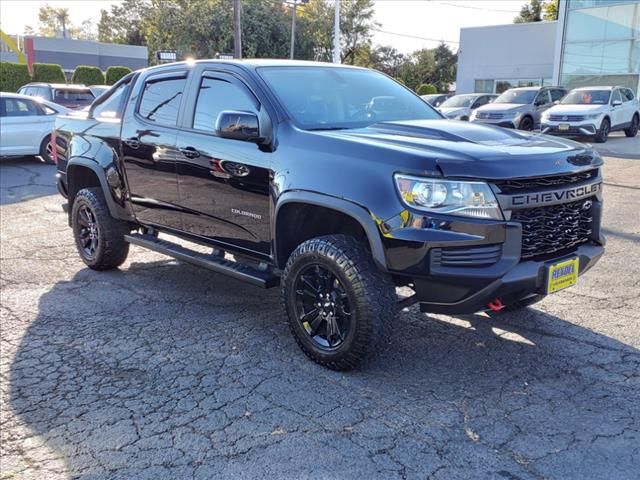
[174,69,272,256]
[120,69,188,230]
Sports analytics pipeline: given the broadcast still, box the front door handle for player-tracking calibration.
[124,137,140,149]
[180,146,200,159]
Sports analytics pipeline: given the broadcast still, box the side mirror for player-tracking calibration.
[553,100,560,105]
[216,110,261,142]
[612,100,622,107]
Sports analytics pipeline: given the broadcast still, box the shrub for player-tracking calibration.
[105,66,132,85]
[0,62,31,92]
[32,63,66,83]
[71,65,105,86]
[416,83,437,95]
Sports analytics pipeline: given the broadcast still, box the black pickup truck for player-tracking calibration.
[54,60,605,370]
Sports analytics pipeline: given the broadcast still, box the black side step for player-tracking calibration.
[124,233,280,288]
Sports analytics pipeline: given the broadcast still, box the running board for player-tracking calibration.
[124,233,280,288]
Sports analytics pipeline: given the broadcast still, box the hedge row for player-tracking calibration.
[0,61,133,92]
[416,83,437,95]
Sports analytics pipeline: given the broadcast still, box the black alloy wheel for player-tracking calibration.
[294,264,353,350]
[77,204,100,260]
[595,117,610,143]
[519,116,534,131]
[624,114,638,138]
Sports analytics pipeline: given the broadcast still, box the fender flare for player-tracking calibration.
[274,190,387,270]
[66,157,132,221]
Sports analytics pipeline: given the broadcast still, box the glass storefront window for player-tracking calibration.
[474,79,494,93]
[560,1,640,93]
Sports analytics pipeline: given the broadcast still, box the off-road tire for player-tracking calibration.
[282,235,397,371]
[39,134,55,164]
[71,187,129,270]
[594,117,610,143]
[624,114,638,138]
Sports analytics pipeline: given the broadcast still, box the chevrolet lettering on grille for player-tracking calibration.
[505,181,601,209]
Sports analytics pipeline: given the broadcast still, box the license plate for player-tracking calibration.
[546,257,579,294]
[558,123,570,131]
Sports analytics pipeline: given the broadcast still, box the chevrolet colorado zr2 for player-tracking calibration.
[54,60,605,370]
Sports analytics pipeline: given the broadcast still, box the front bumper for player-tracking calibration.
[541,121,599,136]
[471,118,518,129]
[412,243,603,314]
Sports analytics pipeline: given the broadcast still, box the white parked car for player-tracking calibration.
[438,93,498,121]
[541,86,639,143]
[0,92,70,163]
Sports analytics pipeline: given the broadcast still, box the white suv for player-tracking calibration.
[541,86,639,143]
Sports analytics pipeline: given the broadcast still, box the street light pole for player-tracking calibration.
[233,0,242,59]
[290,1,297,60]
[333,0,340,64]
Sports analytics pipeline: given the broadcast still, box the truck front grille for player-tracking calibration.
[512,198,594,260]
[495,169,597,193]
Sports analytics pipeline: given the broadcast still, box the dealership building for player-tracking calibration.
[456,0,640,95]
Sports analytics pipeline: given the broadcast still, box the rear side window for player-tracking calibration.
[54,89,94,101]
[193,77,257,132]
[534,90,551,105]
[550,89,566,102]
[2,98,41,116]
[138,77,186,126]
[621,89,634,102]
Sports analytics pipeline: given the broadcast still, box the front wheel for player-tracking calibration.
[594,117,610,143]
[624,114,638,138]
[71,187,130,270]
[518,116,534,131]
[282,235,397,370]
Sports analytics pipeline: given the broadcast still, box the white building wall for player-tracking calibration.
[456,21,558,94]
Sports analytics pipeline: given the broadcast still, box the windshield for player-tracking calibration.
[561,90,611,105]
[494,90,537,105]
[258,67,442,129]
[440,95,476,108]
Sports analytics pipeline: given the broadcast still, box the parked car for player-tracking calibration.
[0,92,70,163]
[55,60,604,370]
[438,93,498,120]
[18,83,95,110]
[89,85,111,99]
[421,93,452,107]
[470,86,567,130]
[541,86,639,143]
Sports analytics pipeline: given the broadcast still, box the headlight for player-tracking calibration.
[541,112,551,121]
[394,175,504,220]
[584,113,602,120]
[469,110,478,120]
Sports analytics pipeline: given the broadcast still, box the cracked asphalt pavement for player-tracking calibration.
[1,155,639,480]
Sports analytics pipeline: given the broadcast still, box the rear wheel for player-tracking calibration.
[624,114,638,138]
[282,235,396,370]
[39,134,55,164]
[71,187,130,270]
[594,117,610,143]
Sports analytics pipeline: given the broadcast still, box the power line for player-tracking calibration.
[434,1,521,14]
[373,28,459,45]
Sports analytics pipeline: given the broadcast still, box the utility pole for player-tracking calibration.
[233,0,242,59]
[289,1,297,60]
[333,0,340,64]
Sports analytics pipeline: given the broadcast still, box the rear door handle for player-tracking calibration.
[180,146,200,159]
[124,137,140,149]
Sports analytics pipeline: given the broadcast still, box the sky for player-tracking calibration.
[0,0,527,53]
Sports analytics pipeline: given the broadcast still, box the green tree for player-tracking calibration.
[98,0,150,45]
[26,5,96,40]
[514,0,543,23]
[369,46,406,77]
[543,0,559,20]
[431,42,457,93]
[416,83,437,95]
[340,0,378,65]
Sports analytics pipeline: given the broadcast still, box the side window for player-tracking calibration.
[534,90,550,106]
[40,104,57,115]
[3,98,40,116]
[612,89,623,104]
[622,89,634,102]
[550,89,565,102]
[192,76,257,133]
[93,82,128,119]
[37,87,51,100]
[138,76,186,126]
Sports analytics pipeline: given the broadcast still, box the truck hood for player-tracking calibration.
[312,119,601,179]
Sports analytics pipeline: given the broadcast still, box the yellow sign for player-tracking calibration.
[0,29,27,65]
[547,257,579,294]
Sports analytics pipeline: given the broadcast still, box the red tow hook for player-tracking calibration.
[487,298,504,312]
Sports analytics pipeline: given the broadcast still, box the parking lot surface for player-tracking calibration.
[1,154,639,480]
